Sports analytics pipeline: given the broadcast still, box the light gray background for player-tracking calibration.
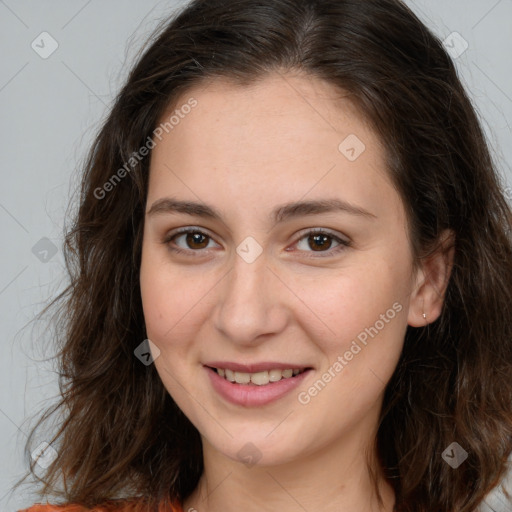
[1,1,511,510]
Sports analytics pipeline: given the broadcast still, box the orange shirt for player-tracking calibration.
[18,499,183,512]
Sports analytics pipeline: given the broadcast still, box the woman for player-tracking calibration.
[18,0,512,511]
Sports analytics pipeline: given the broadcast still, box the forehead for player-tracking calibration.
[155,72,379,156]
[147,72,400,224]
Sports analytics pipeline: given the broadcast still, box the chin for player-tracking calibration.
[205,426,309,468]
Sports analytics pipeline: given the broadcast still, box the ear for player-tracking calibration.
[408,229,455,327]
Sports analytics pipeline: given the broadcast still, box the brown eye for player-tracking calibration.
[294,229,350,257]
[184,232,210,249]
[165,228,218,254]
[308,233,334,251]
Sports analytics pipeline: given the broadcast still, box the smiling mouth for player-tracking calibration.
[208,366,310,386]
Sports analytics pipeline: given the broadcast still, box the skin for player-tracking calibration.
[139,71,454,512]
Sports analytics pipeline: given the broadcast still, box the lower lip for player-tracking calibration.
[206,366,312,407]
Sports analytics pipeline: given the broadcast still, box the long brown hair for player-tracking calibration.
[17,1,512,511]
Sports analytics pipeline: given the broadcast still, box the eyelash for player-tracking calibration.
[162,227,351,258]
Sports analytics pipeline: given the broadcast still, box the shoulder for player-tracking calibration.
[18,499,183,512]
[18,505,93,512]
[18,505,88,512]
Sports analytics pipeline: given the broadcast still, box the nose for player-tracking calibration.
[212,252,289,346]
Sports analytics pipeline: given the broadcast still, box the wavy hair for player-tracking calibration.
[18,0,512,511]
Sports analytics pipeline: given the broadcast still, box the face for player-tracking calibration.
[140,72,420,467]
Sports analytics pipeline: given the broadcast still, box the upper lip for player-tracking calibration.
[204,361,311,373]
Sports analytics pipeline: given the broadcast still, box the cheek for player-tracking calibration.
[140,263,171,343]
[294,263,410,422]
[291,255,412,415]
[140,248,202,350]
[294,256,410,348]
[139,253,207,402]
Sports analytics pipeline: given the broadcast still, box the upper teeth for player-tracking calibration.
[217,368,303,385]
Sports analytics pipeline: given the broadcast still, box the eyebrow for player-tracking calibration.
[147,197,376,224]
